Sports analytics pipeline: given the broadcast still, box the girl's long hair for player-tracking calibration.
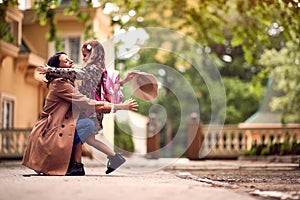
[82,40,105,72]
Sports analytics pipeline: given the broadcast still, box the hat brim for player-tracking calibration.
[131,72,158,101]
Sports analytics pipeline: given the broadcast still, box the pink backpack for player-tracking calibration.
[91,69,124,104]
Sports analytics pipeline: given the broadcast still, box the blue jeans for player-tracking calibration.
[73,118,95,148]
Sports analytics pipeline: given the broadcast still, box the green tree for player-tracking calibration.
[32,0,95,51]
[114,121,134,155]
[0,0,18,43]
[223,77,262,124]
[259,41,300,123]
[117,0,299,64]
[115,0,299,125]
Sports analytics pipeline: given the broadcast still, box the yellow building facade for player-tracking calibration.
[0,1,114,158]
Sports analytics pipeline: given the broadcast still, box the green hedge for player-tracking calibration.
[243,142,300,156]
[114,121,134,155]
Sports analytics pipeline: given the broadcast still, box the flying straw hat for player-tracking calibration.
[131,72,158,101]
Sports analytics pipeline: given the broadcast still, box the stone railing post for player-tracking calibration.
[146,113,160,159]
[186,113,203,160]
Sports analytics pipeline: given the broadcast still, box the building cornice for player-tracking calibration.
[16,52,45,71]
[16,52,46,84]
[23,7,96,25]
[0,40,20,64]
[6,6,23,23]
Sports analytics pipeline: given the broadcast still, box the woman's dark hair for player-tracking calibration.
[47,52,66,67]
[46,52,67,87]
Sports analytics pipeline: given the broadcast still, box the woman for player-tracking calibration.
[22,52,138,176]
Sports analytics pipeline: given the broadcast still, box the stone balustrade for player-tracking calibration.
[0,129,31,159]
[1,125,300,159]
[201,125,300,158]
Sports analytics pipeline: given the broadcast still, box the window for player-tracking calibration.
[61,36,81,64]
[0,94,15,129]
[18,0,31,10]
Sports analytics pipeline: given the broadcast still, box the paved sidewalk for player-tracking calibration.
[1,156,298,200]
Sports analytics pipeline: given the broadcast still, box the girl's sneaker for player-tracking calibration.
[105,153,126,174]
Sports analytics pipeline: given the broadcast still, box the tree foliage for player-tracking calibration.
[223,77,262,124]
[0,0,18,43]
[122,0,300,65]
[32,0,95,51]
[114,0,299,125]
[259,41,300,123]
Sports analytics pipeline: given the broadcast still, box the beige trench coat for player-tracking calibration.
[22,78,102,175]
